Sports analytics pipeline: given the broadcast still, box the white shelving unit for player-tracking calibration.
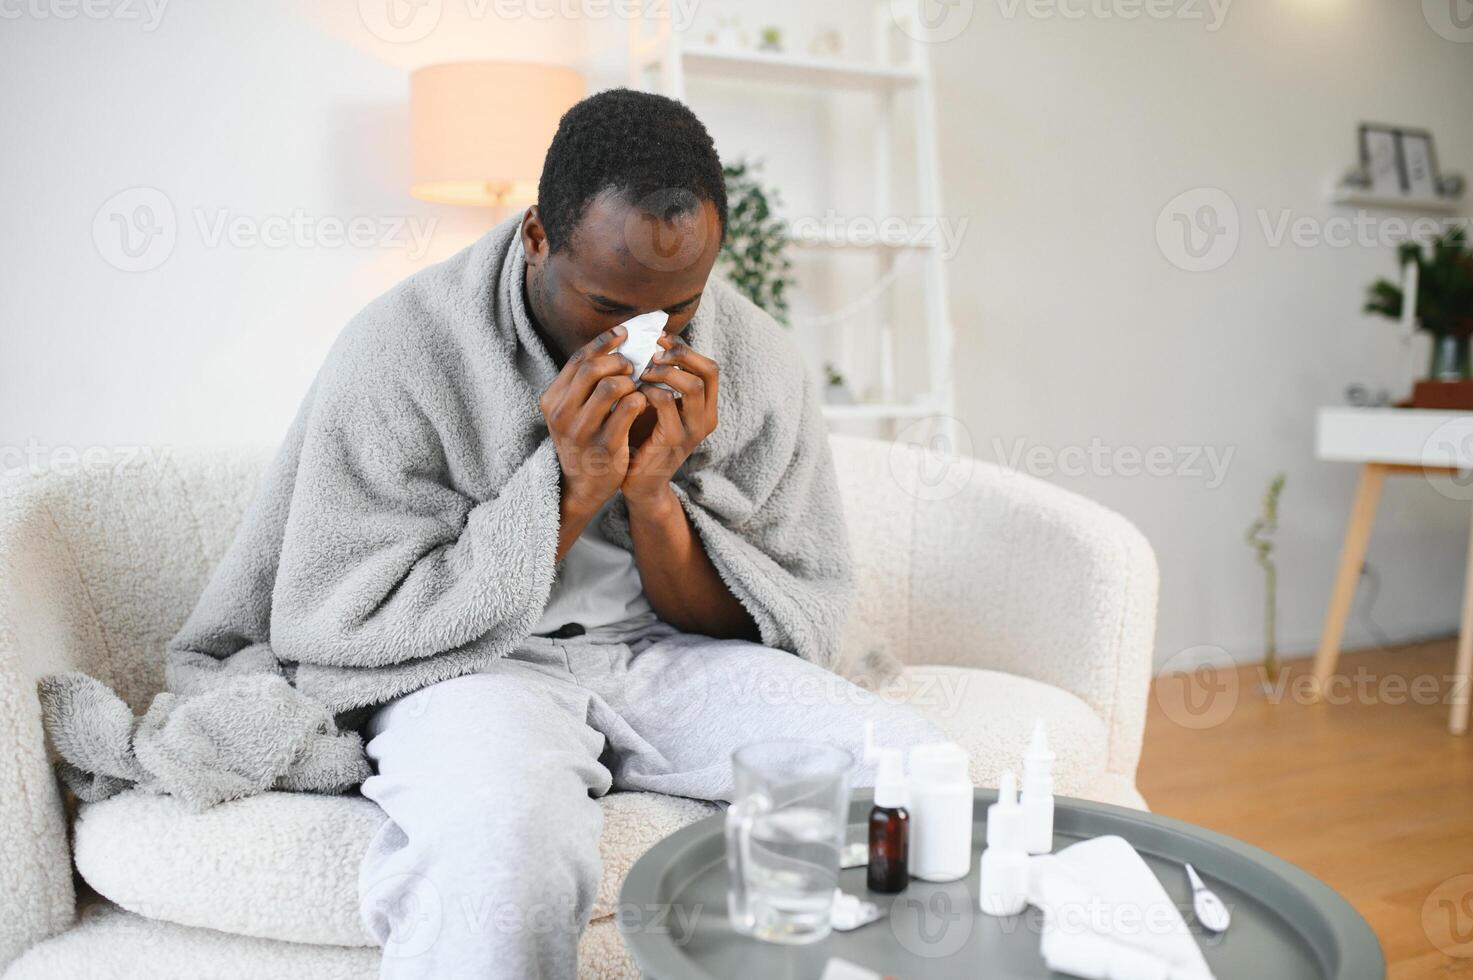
[627,2,957,442]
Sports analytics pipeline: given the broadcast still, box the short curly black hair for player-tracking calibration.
[536,88,728,254]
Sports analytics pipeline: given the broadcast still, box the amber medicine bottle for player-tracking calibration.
[867,748,910,893]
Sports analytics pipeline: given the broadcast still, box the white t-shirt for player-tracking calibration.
[531,495,656,636]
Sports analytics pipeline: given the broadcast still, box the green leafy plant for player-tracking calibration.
[1245,474,1286,687]
[1364,227,1473,339]
[719,160,794,327]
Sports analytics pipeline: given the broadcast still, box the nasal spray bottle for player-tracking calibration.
[978,770,1029,916]
[1019,719,1056,855]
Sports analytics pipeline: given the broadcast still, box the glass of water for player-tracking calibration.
[724,739,854,944]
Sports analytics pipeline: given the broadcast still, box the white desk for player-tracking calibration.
[1314,407,1473,734]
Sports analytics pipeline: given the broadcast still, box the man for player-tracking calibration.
[171,87,946,978]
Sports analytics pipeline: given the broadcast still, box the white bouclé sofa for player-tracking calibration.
[0,433,1158,979]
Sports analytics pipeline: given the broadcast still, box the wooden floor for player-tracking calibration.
[1138,639,1473,978]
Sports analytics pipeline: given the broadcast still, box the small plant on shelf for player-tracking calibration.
[719,159,794,327]
[1364,227,1473,380]
[823,362,852,404]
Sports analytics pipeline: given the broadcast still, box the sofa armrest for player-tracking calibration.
[0,447,271,968]
[835,435,1159,782]
[0,479,82,968]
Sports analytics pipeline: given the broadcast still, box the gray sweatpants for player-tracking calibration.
[356,618,946,980]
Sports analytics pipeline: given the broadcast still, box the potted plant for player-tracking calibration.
[719,159,794,326]
[823,363,853,404]
[1364,227,1473,380]
[1245,474,1285,688]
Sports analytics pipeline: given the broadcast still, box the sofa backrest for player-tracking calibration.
[1,437,919,705]
[0,449,268,708]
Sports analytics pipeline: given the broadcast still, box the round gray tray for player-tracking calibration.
[618,789,1384,979]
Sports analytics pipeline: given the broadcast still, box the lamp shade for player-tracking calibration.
[410,61,585,206]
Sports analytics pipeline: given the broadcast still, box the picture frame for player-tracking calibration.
[1398,129,1440,198]
[1358,124,1403,196]
[1357,123,1444,199]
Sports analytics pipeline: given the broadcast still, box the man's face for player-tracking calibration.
[520,191,723,366]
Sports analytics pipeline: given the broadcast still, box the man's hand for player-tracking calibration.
[539,324,649,516]
[621,333,719,507]
[620,333,752,639]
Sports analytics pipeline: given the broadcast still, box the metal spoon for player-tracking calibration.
[1185,863,1231,933]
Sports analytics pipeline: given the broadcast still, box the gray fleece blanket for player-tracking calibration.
[39,215,856,811]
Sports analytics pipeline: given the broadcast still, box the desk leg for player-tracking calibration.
[1312,463,1387,700]
[1452,510,1473,735]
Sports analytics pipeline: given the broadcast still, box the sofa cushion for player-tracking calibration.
[74,666,1108,947]
[76,788,718,947]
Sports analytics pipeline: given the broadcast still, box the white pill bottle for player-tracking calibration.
[905,742,974,881]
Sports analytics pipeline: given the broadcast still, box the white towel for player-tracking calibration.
[1026,835,1217,980]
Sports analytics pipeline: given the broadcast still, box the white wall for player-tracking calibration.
[927,1,1473,667]
[0,0,594,450]
[3,1,1471,670]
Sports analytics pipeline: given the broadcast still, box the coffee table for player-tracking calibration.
[618,789,1383,979]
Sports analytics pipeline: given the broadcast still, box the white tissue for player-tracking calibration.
[819,959,886,980]
[829,889,885,931]
[615,310,680,396]
[1027,836,1217,980]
